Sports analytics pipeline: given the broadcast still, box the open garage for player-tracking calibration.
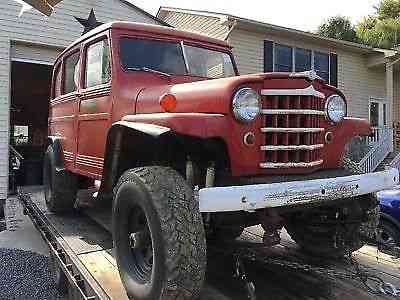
[10,61,52,188]
[0,0,164,201]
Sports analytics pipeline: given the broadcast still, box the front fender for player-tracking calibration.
[322,117,372,168]
[99,114,231,199]
[121,113,262,176]
[112,121,172,137]
[121,113,229,138]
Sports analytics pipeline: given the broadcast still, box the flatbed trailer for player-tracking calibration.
[19,186,400,300]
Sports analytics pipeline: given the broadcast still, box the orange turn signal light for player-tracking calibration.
[159,94,177,112]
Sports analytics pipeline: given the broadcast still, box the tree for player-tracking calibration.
[356,0,400,48]
[376,0,400,20]
[317,16,359,43]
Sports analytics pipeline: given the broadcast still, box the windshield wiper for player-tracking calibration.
[127,67,171,79]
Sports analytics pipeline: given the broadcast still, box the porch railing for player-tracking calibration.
[390,151,400,172]
[358,127,393,173]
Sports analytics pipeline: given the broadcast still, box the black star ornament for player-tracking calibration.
[75,9,103,35]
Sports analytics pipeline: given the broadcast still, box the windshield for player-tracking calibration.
[119,38,236,79]
[184,45,235,78]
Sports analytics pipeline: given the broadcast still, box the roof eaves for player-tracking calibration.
[157,6,228,20]
[231,16,378,53]
[119,0,171,27]
[157,7,393,54]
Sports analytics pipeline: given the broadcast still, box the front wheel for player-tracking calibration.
[112,166,206,300]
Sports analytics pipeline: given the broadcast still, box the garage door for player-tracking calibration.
[10,42,63,65]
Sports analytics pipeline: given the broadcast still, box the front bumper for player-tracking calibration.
[199,168,399,212]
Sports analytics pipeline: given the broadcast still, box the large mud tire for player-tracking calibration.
[43,145,78,213]
[112,166,206,300]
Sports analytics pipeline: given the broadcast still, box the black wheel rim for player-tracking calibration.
[128,205,153,283]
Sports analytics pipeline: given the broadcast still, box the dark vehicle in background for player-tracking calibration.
[377,189,400,248]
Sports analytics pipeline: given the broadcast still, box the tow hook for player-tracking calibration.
[234,254,256,300]
[258,209,283,247]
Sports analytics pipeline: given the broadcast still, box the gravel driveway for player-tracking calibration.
[0,248,65,300]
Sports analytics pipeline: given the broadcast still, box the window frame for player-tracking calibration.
[62,49,81,95]
[52,61,63,99]
[270,42,333,85]
[82,35,112,90]
[369,97,388,128]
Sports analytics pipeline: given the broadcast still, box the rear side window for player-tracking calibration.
[64,51,80,94]
[85,39,111,88]
[119,38,186,75]
[53,64,62,98]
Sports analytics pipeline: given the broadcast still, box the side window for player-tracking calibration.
[64,51,80,94]
[274,44,293,72]
[53,64,62,98]
[85,39,111,88]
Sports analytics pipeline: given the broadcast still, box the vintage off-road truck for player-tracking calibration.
[44,21,399,299]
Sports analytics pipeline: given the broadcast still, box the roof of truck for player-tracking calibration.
[59,21,230,60]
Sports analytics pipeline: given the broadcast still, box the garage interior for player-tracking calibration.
[10,61,52,189]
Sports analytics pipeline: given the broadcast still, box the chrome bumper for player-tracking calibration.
[198,168,399,212]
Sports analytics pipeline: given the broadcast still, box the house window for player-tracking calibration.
[274,44,293,72]
[264,41,338,86]
[314,52,330,82]
[64,51,80,94]
[295,48,311,72]
[369,98,388,127]
[85,39,111,88]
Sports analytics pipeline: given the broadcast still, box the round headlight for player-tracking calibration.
[326,94,346,123]
[232,88,261,123]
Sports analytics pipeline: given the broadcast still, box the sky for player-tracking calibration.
[131,0,381,32]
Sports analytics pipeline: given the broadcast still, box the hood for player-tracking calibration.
[135,72,339,114]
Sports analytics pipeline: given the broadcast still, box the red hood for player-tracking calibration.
[135,73,343,114]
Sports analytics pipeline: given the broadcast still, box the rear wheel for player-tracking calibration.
[43,145,78,213]
[112,166,206,300]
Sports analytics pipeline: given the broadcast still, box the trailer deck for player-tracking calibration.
[19,186,400,300]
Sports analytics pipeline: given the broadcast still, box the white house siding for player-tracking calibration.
[11,42,62,64]
[0,0,161,199]
[161,11,229,40]
[228,28,386,120]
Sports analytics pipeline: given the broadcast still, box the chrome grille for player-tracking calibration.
[260,87,325,169]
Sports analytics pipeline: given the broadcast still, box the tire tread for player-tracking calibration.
[114,166,206,299]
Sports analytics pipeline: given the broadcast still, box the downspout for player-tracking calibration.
[386,54,400,151]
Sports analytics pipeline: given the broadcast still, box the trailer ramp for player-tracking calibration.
[19,186,400,300]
